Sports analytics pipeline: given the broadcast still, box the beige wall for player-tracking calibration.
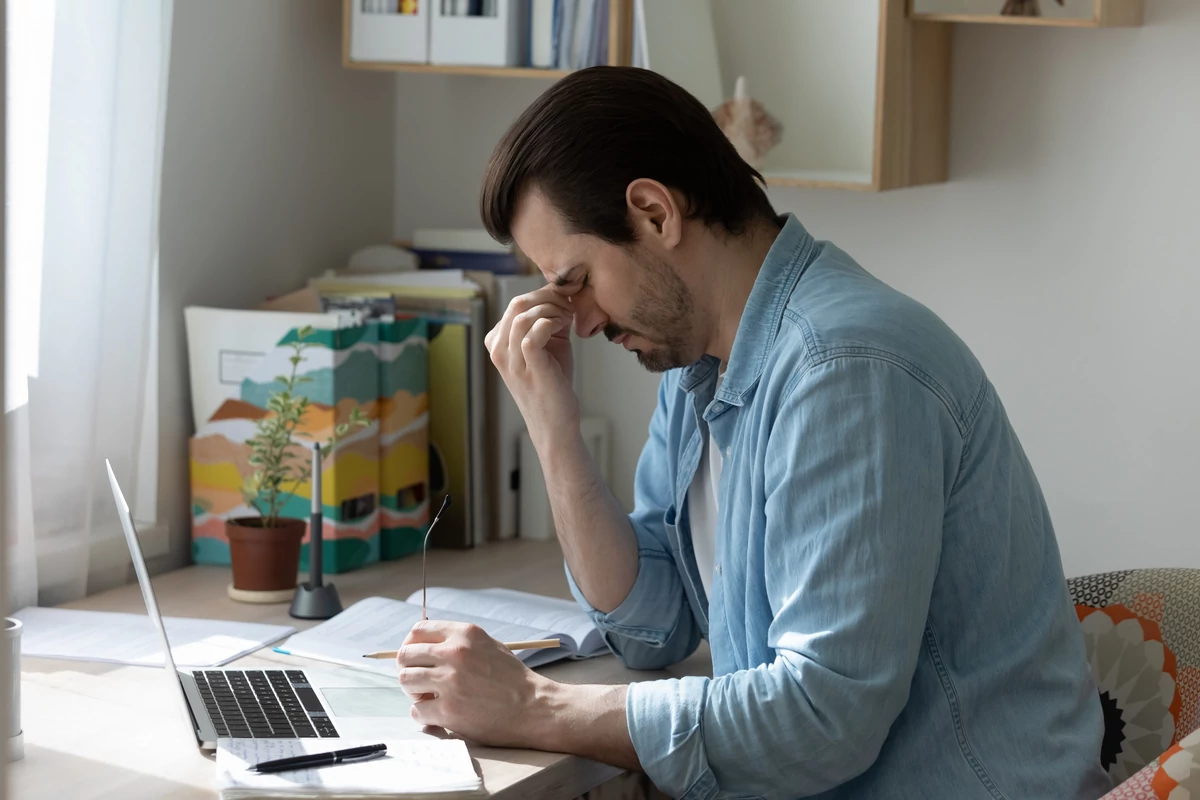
[392,0,1200,577]
[156,0,395,570]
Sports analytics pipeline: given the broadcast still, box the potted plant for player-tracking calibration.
[227,326,367,600]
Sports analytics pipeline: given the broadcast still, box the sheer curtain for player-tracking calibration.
[5,0,173,608]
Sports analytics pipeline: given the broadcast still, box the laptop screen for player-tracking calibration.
[105,460,195,730]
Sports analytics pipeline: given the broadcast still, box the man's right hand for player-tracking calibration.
[485,285,578,451]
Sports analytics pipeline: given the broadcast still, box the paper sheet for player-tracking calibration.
[14,606,295,668]
[217,737,484,799]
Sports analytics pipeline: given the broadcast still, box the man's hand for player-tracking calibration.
[395,620,639,771]
[396,619,553,748]
[484,286,577,451]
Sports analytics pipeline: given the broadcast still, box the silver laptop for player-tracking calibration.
[106,460,418,750]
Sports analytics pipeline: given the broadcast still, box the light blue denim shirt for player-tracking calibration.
[567,215,1110,799]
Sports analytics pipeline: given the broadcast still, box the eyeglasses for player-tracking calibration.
[421,495,451,621]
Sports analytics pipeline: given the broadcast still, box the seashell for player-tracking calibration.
[712,76,783,170]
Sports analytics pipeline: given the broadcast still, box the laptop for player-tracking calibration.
[106,460,419,750]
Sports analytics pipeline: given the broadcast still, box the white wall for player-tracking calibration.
[393,0,1200,577]
[156,0,394,570]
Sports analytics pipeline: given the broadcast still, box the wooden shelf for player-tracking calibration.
[763,170,877,191]
[909,0,1143,27]
[345,62,570,79]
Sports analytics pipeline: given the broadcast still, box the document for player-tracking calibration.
[217,737,484,799]
[13,606,295,668]
[280,589,605,675]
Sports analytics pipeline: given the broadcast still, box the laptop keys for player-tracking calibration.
[192,669,336,739]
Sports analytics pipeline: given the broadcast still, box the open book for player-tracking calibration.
[281,588,608,675]
[217,737,484,799]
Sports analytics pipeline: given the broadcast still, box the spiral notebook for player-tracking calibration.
[216,737,484,799]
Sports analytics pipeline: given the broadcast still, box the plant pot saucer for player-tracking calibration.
[227,584,296,604]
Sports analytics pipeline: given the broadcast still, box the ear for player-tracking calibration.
[625,179,683,250]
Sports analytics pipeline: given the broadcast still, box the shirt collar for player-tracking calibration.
[679,214,817,404]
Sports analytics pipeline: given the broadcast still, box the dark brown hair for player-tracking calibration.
[480,66,776,245]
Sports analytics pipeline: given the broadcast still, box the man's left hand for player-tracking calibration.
[395,619,553,748]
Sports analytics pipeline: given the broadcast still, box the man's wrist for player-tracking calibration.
[532,427,589,472]
[521,677,574,751]
[521,680,639,771]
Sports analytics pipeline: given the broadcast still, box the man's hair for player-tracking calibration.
[480,66,777,246]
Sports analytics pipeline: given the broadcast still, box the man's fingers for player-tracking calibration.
[510,284,572,313]
[396,666,443,696]
[403,619,467,645]
[393,643,438,668]
[409,696,443,727]
[508,304,571,362]
[523,316,568,354]
[492,288,572,363]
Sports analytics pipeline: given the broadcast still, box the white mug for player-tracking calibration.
[3,617,21,762]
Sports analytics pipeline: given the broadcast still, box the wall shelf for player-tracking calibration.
[646,0,952,192]
[341,0,626,77]
[345,61,570,79]
[909,0,1143,27]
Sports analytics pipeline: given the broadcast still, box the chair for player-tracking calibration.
[1067,569,1200,798]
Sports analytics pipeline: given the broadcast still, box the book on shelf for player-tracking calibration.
[410,227,525,274]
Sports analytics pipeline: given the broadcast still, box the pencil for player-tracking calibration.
[361,638,561,660]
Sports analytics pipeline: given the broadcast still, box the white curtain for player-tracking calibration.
[5,0,173,608]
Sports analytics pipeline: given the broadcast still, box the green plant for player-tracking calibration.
[239,326,368,529]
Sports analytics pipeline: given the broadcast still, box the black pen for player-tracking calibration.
[249,743,388,774]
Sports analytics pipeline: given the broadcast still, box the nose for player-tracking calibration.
[569,290,607,339]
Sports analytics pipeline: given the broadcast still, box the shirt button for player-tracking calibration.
[715,563,722,574]
[724,446,731,458]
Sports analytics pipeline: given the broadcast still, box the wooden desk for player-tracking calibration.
[12,539,709,800]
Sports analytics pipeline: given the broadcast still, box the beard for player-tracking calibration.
[604,251,697,373]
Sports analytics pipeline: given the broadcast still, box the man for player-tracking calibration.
[395,67,1110,799]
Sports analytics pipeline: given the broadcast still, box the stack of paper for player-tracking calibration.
[216,738,484,799]
[14,607,294,668]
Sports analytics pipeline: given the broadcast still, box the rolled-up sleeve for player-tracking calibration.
[566,374,702,671]
[625,357,961,799]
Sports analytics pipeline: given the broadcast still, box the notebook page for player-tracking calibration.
[407,588,606,657]
[282,596,561,675]
[216,737,484,799]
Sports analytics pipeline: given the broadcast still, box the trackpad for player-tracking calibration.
[320,687,412,718]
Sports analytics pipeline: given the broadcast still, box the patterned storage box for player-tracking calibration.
[190,320,430,573]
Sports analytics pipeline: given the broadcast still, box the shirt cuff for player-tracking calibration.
[565,548,685,647]
[627,676,719,799]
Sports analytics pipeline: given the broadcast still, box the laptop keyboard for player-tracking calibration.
[192,669,339,739]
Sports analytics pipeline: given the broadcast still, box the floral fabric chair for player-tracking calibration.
[1068,569,1200,798]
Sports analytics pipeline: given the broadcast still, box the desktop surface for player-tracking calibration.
[13,538,710,800]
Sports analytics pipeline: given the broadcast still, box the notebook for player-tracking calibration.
[216,737,484,799]
[279,588,607,673]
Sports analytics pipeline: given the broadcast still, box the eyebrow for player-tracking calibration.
[552,264,583,287]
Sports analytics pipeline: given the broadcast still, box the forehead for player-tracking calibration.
[510,190,591,279]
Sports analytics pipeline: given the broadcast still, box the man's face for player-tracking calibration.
[510,191,700,373]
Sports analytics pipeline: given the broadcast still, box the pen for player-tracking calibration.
[250,742,387,774]
[361,638,561,660]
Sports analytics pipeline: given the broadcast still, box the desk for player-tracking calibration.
[12,539,709,800]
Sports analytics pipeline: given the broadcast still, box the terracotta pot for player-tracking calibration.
[226,518,305,592]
